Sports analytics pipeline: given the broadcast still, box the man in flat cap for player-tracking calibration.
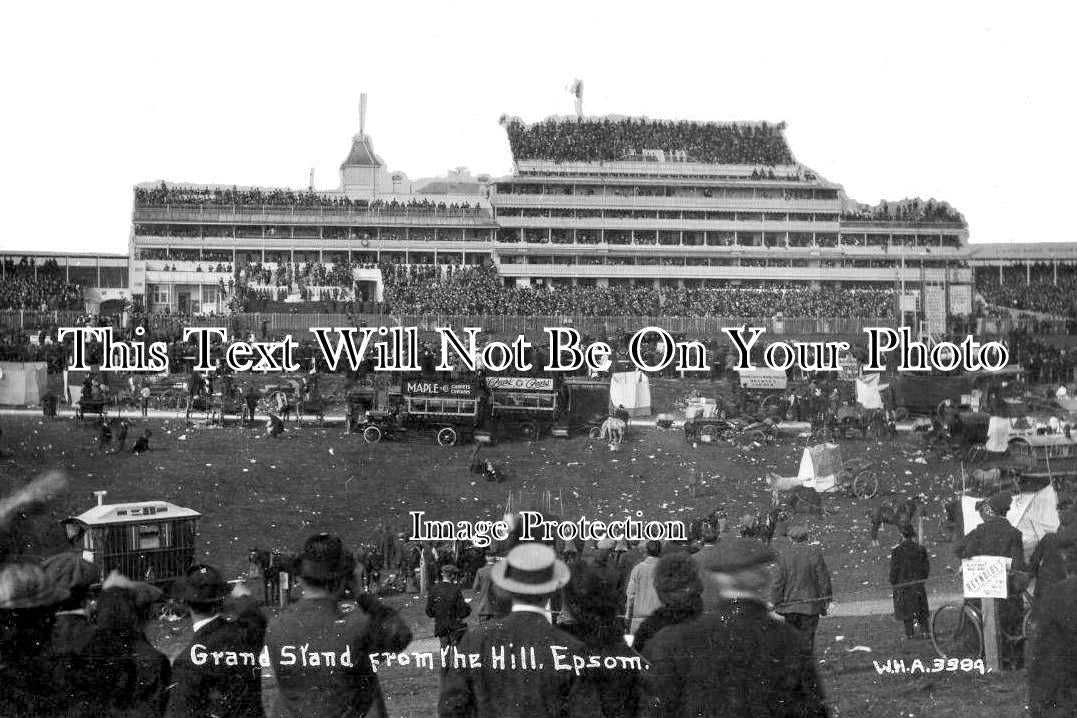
[955,492,1027,668]
[640,538,829,717]
[772,525,832,651]
[165,564,266,718]
[439,542,588,718]
[265,532,412,717]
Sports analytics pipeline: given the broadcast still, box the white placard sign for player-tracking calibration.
[949,284,973,316]
[962,556,1011,599]
[924,285,947,334]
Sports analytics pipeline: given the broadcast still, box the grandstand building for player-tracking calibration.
[491,116,971,298]
[124,111,981,317]
[6,105,1072,325]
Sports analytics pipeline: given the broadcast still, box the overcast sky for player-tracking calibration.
[0,0,1073,255]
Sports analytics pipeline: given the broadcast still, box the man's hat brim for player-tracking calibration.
[491,556,570,595]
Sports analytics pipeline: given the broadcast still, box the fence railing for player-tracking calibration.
[2,311,1071,337]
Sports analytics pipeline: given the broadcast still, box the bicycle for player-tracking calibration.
[931,587,1033,660]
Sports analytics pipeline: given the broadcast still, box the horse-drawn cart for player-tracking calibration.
[767,443,880,514]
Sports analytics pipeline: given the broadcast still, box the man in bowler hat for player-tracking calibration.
[165,564,267,717]
[265,532,412,717]
[439,542,589,718]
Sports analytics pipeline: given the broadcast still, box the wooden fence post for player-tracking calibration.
[982,598,1001,672]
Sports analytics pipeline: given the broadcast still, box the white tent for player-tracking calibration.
[0,362,47,406]
[960,484,1060,562]
[610,371,651,418]
[797,443,843,493]
[855,374,889,410]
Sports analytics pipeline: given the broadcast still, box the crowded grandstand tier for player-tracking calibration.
[500,116,796,165]
[0,106,1074,326]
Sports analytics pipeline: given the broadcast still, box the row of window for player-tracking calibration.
[494,208,840,222]
[495,184,838,201]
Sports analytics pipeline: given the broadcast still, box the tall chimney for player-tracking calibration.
[360,93,368,136]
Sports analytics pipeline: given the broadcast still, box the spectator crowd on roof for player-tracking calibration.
[381,264,894,318]
[502,117,795,165]
[976,264,1077,318]
[134,183,482,215]
[841,198,965,225]
[0,258,83,311]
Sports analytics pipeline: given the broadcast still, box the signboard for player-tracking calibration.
[949,284,973,316]
[839,356,860,381]
[404,380,476,397]
[900,292,920,313]
[485,376,555,391]
[736,367,787,390]
[962,556,1011,599]
[923,285,947,334]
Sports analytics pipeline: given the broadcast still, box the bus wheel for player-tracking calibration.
[436,426,458,447]
[362,425,383,444]
[520,421,539,441]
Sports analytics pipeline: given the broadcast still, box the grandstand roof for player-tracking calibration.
[967,242,1077,262]
[341,134,384,168]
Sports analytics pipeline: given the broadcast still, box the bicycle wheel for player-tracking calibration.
[931,603,983,660]
[851,471,879,500]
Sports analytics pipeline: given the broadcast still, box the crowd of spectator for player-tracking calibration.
[976,264,1077,318]
[135,183,483,215]
[381,264,895,318]
[842,198,965,225]
[502,116,795,165]
[0,258,83,311]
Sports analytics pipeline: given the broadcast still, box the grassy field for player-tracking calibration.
[0,406,1031,717]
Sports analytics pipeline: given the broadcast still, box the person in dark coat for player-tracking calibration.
[954,492,1026,667]
[561,562,641,718]
[132,429,152,454]
[265,532,412,717]
[165,564,267,718]
[1028,509,1077,601]
[43,552,100,657]
[772,526,832,651]
[635,552,703,656]
[67,574,171,717]
[471,553,505,623]
[0,562,72,717]
[42,552,100,698]
[439,542,588,718]
[426,564,471,648]
[640,538,829,717]
[889,524,930,639]
[1028,548,1077,717]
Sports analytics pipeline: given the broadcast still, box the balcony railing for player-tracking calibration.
[133,204,496,226]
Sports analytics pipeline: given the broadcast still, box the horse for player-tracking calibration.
[248,548,297,605]
[868,493,928,545]
[688,508,728,543]
[739,507,789,547]
[599,416,626,444]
